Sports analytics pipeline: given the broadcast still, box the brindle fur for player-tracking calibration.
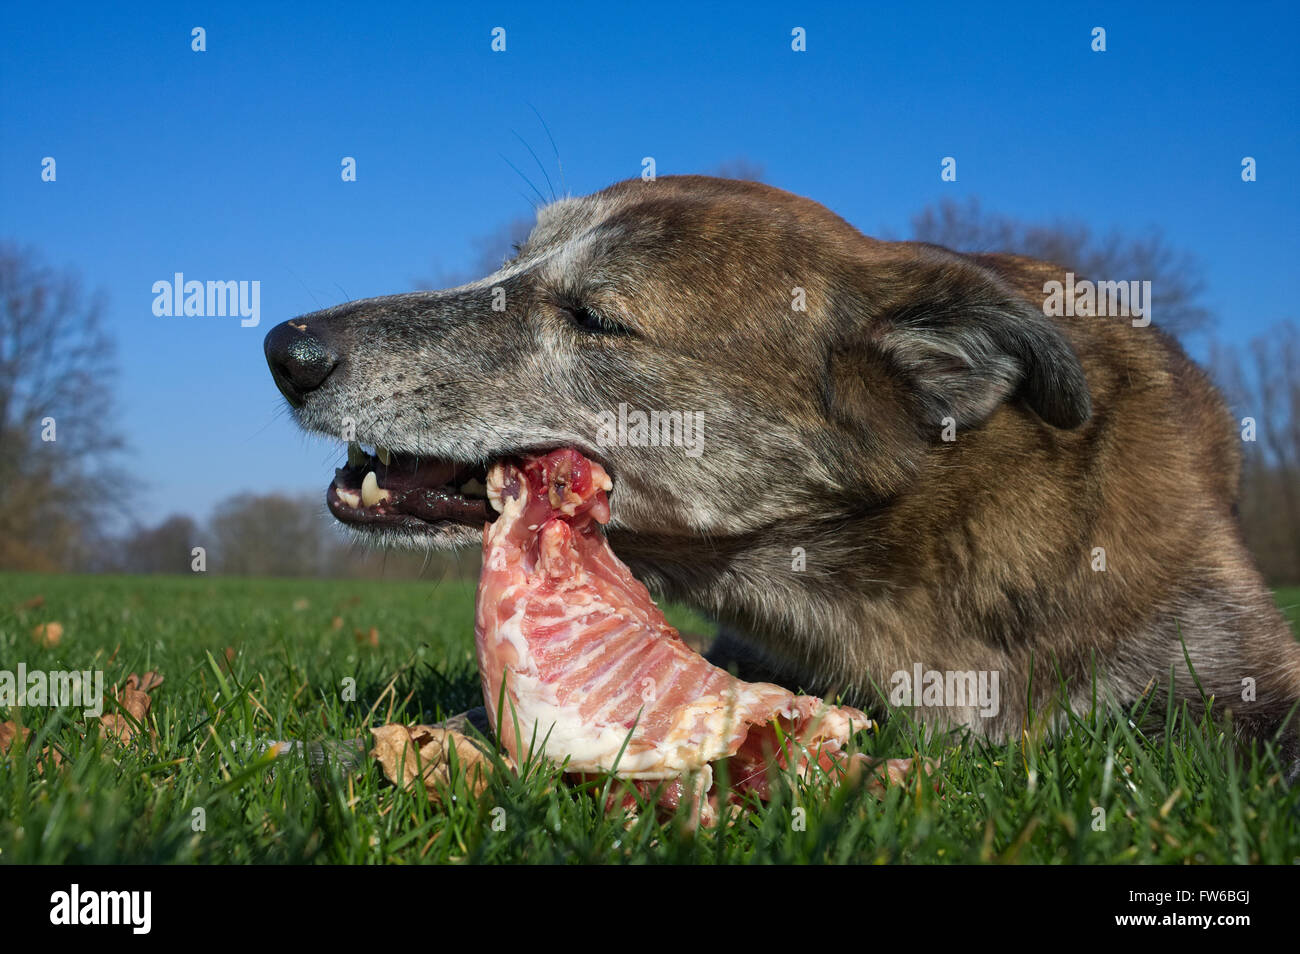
[271,176,1300,759]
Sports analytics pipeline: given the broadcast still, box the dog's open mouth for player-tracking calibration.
[327,443,493,531]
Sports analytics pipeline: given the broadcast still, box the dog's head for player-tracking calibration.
[265,175,1090,557]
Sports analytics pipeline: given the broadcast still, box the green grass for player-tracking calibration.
[2,572,1298,864]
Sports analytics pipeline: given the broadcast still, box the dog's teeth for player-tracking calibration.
[347,442,366,468]
[459,478,487,498]
[361,471,390,507]
[376,446,391,466]
[336,488,362,508]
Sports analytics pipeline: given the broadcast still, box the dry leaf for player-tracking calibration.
[127,671,164,693]
[354,627,379,647]
[2,671,165,768]
[370,714,508,802]
[0,721,30,755]
[100,671,164,743]
[0,720,63,772]
[847,755,941,798]
[31,621,63,647]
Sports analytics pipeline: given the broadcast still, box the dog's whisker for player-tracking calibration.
[527,102,565,198]
[500,152,547,207]
[512,129,555,204]
[282,264,325,309]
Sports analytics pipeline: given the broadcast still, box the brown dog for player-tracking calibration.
[264,176,1300,758]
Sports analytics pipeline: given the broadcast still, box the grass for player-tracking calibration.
[1,573,1298,864]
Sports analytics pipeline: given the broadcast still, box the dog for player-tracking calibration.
[265,175,1300,759]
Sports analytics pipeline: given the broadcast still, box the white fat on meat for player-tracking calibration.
[474,449,873,800]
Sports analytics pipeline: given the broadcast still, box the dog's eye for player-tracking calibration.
[564,305,634,336]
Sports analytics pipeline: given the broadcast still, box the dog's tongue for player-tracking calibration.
[474,447,873,824]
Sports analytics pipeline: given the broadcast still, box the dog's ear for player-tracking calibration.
[830,248,1092,434]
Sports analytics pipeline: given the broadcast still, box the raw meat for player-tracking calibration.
[474,448,875,818]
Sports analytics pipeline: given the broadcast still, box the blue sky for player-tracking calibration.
[2,1,1297,526]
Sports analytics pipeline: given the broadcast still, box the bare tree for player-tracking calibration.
[201,490,479,580]
[1211,322,1300,583]
[910,198,1212,338]
[207,493,342,577]
[0,244,124,570]
[120,514,202,574]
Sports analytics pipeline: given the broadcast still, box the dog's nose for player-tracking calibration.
[264,320,338,406]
